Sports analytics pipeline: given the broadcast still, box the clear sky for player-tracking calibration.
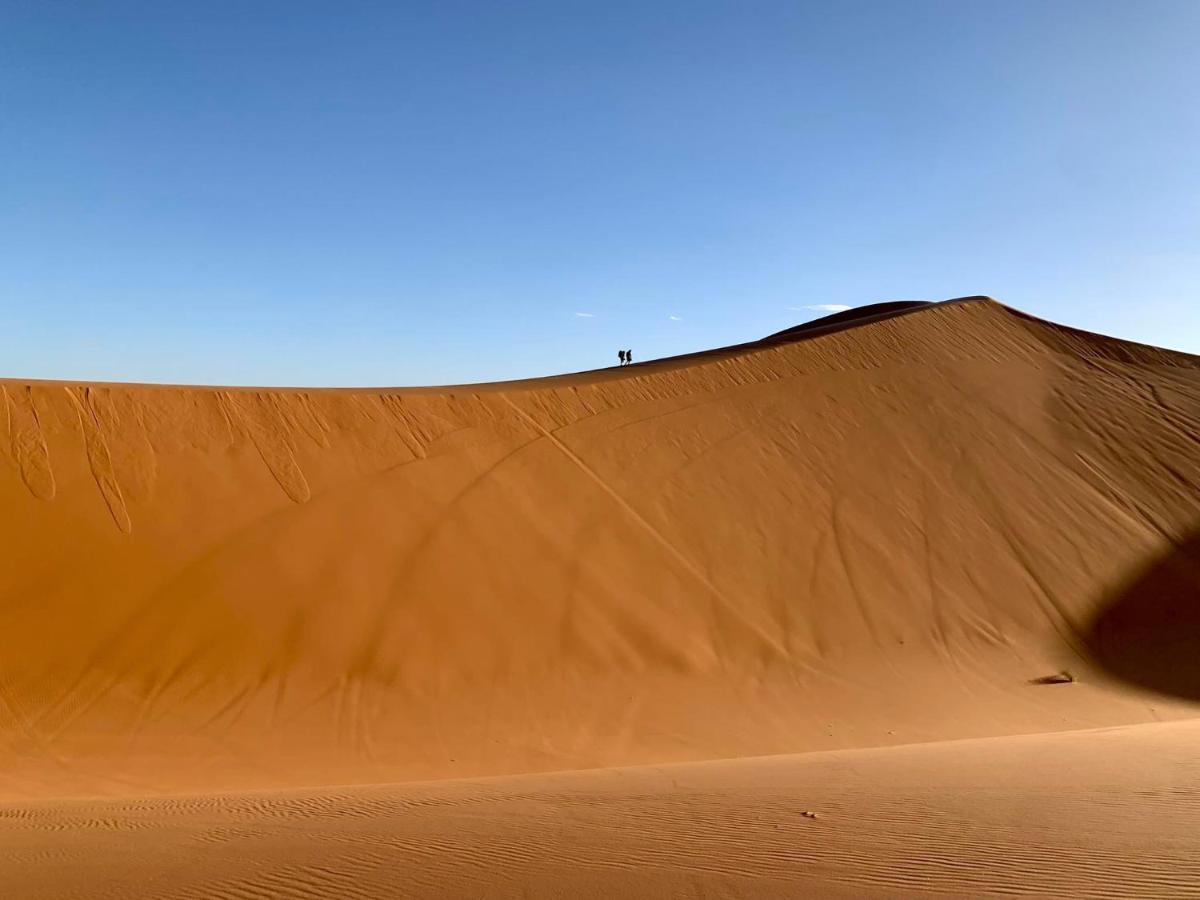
[2,1,1198,386]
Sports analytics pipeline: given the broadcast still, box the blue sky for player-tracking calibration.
[2,0,1197,386]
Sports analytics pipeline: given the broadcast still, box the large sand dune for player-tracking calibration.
[3,296,1200,895]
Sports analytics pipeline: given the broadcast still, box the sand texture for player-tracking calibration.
[5,721,1200,898]
[2,297,1199,895]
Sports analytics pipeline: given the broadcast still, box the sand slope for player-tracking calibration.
[2,297,1200,799]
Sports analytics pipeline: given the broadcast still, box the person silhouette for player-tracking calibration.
[618,349,627,366]
[625,349,633,365]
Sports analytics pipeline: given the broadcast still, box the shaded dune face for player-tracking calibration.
[1,297,1199,799]
[1087,531,1200,701]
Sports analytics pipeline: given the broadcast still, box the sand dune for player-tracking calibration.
[2,296,1200,894]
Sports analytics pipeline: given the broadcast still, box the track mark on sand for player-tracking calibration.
[1,386,55,500]
[65,387,131,533]
[501,393,790,663]
[220,393,311,503]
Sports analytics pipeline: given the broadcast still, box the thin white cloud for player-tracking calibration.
[668,315,683,321]
[575,312,595,318]
[787,304,852,313]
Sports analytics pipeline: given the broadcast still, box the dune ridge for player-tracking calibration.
[1,297,1199,801]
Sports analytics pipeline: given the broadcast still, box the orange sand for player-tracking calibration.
[2,297,1199,895]
[6,721,1200,898]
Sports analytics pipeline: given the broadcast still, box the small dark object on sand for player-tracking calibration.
[1031,670,1076,685]
[801,810,818,819]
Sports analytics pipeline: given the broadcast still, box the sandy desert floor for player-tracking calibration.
[2,297,1199,895]
[4,721,1200,898]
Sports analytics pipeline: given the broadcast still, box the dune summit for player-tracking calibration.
[2,297,1200,802]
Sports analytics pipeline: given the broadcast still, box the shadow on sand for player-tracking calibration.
[1085,530,1200,702]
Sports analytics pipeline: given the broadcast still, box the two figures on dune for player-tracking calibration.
[618,349,634,366]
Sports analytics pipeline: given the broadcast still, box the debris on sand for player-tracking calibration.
[1032,671,1077,685]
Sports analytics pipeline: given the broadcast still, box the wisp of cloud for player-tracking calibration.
[787,304,853,313]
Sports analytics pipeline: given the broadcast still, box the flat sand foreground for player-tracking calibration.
[3,720,1199,898]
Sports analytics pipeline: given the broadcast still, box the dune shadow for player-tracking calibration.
[1084,530,1200,701]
